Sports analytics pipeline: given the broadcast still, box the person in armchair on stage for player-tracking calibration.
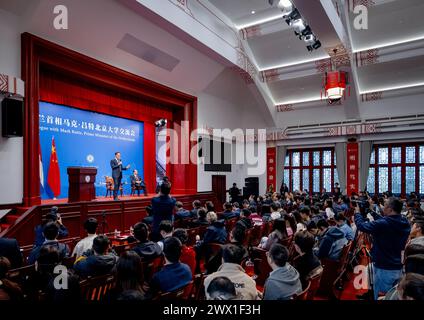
[110,152,130,201]
[130,169,148,196]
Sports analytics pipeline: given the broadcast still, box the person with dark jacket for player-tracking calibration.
[74,235,118,278]
[149,237,192,296]
[151,182,176,241]
[34,207,68,247]
[0,238,22,269]
[28,222,70,265]
[202,212,227,245]
[236,208,253,230]
[264,244,302,300]
[190,200,202,219]
[354,197,411,300]
[190,208,209,227]
[293,230,322,284]
[221,202,236,220]
[315,219,348,261]
[132,222,162,260]
[174,201,191,220]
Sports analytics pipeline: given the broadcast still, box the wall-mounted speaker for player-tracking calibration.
[1,98,23,138]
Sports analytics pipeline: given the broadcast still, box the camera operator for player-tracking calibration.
[354,197,411,300]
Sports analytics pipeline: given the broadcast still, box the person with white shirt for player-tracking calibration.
[270,202,282,220]
[325,199,335,219]
[72,218,98,258]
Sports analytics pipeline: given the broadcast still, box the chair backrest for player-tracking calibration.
[62,255,76,268]
[79,273,116,301]
[6,264,36,285]
[113,242,138,256]
[225,218,238,233]
[293,280,311,300]
[249,225,263,247]
[186,227,201,246]
[191,273,206,300]
[141,255,164,283]
[155,281,194,300]
[261,221,272,237]
[250,247,272,287]
[306,267,323,300]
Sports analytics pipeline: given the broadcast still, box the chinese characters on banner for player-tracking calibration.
[346,142,359,195]
[267,147,276,192]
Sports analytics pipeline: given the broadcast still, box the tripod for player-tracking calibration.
[99,210,109,235]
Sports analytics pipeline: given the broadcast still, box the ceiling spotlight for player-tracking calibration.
[291,18,306,33]
[307,40,322,52]
[251,10,256,14]
[277,0,293,15]
[304,33,316,43]
[285,8,301,25]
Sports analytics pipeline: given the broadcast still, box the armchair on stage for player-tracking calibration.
[104,176,123,198]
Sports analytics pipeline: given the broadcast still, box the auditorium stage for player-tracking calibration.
[40,194,183,205]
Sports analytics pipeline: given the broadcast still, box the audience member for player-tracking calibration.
[206,276,237,300]
[355,197,410,299]
[0,237,22,269]
[132,222,162,260]
[263,244,302,300]
[204,244,257,300]
[74,235,117,278]
[151,182,176,241]
[72,218,98,258]
[150,237,192,295]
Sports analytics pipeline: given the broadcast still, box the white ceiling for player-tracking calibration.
[205,0,424,115]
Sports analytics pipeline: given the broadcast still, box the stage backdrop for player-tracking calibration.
[39,101,144,199]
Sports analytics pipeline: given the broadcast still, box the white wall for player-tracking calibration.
[0,9,23,205]
[197,68,268,195]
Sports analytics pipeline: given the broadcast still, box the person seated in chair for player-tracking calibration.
[142,205,154,226]
[130,170,148,196]
[236,208,253,230]
[190,208,209,227]
[132,222,162,261]
[293,230,322,284]
[206,276,238,300]
[0,238,23,269]
[149,237,192,296]
[157,220,174,250]
[221,202,237,220]
[174,201,191,220]
[204,244,257,300]
[28,221,70,265]
[315,219,348,261]
[173,228,196,275]
[190,200,202,219]
[74,235,118,278]
[72,218,98,259]
[264,243,302,300]
[198,212,227,246]
[335,212,355,241]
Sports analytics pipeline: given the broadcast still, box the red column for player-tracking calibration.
[346,142,359,196]
[22,34,41,207]
[267,147,277,193]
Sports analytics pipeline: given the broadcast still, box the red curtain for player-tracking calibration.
[39,69,172,194]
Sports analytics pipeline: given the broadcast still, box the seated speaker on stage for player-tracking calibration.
[130,169,148,196]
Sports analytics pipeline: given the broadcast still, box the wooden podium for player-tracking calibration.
[67,167,97,203]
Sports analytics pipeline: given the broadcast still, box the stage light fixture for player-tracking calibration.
[155,119,167,127]
[307,40,322,52]
[277,0,293,15]
[285,8,301,25]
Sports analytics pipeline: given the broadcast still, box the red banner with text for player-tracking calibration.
[267,147,276,193]
[346,142,359,195]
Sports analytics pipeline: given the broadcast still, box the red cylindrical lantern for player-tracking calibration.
[325,71,347,100]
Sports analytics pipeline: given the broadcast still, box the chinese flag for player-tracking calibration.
[47,137,61,197]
